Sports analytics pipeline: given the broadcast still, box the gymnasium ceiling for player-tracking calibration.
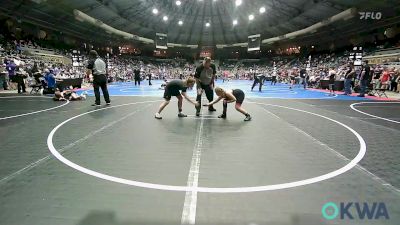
[0,0,399,47]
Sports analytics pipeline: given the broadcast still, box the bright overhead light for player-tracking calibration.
[178,20,183,25]
[233,19,238,25]
[152,8,158,14]
[259,7,266,13]
[205,22,210,27]
[235,0,242,6]
[249,14,254,20]
[163,16,168,21]
[176,0,181,6]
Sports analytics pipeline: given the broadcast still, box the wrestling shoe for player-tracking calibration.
[155,113,162,119]
[178,112,187,118]
[218,114,226,119]
[208,106,216,112]
[244,114,252,121]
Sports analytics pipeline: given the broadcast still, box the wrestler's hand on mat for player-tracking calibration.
[203,103,210,107]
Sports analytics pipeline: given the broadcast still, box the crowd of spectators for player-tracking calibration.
[1,27,399,96]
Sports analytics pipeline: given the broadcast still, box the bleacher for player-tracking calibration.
[364,47,400,65]
[20,44,56,55]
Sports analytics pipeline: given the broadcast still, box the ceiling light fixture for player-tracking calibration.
[235,0,242,6]
[163,16,168,21]
[233,19,238,25]
[152,8,158,14]
[260,7,266,13]
[176,0,181,6]
[249,14,254,21]
[178,20,183,25]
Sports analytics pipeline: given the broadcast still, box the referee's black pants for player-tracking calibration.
[251,78,262,91]
[196,83,214,111]
[93,74,110,105]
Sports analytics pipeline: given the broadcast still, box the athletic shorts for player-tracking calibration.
[232,89,245,104]
[163,88,181,100]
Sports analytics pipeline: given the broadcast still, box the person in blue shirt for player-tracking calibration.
[6,59,26,93]
[41,69,56,95]
[45,69,56,89]
[5,60,16,77]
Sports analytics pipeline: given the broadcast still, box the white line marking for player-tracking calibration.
[261,107,400,194]
[181,106,205,225]
[305,101,400,133]
[186,114,215,117]
[186,117,220,120]
[47,101,366,193]
[355,105,400,108]
[350,102,400,124]
[0,96,52,99]
[0,103,153,185]
[0,98,69,120]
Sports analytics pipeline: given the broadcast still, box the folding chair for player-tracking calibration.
[28,78,43,94]
[375,88,388,98]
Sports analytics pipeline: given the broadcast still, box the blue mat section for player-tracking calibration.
[79,80,372,100]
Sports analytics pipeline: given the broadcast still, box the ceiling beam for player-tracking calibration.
[185,4,201,45]
[196,1,207,46]
[215,2,228,44]
[172,1,196,43]
[210,2,217,46]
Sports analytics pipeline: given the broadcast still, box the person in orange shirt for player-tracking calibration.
[380,68,390,90]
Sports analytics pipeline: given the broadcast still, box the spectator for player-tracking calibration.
[344,65,354,95]
[0,63,8,90]
[380,68,391,90]
[6,58,26,93]
[328,67,336,96]
[358,60,371,97]
[396,71,400,93]
[390,69,398,92]
[299,67,307,89]
[41,68,56,94]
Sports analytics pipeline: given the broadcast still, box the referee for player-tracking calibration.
[87,50,110,106]
[194,57,217,116]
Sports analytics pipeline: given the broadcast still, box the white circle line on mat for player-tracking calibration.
[350,102,400,124]
[0,96,69,120]
[47,101,366,193]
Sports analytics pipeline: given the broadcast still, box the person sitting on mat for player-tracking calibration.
[53,90,87,101]
[203,87,251,121]
[155,77,199,119]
